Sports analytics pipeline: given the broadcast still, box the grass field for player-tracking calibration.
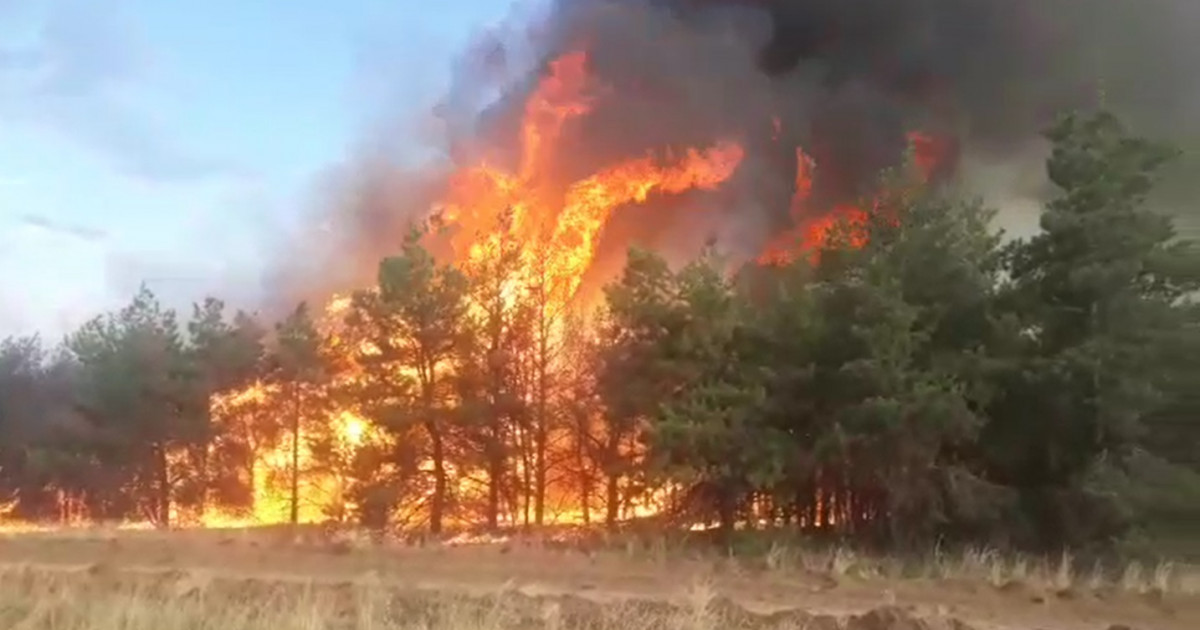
[0,525,1197,629]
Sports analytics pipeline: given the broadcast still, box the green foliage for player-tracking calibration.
[453,220,534,527]
[637,250,785,535]
[191,306,268,511]
[594,248,680,526]
[343,224,469,533]
[60,286,196,523]
[1,110,1196,556]
[983,111,1200,549]
[1143,301,1200,470]
[268,302,331,524]
[0,336,54,514]
[0,287,274,523]
[586,110,1197,550]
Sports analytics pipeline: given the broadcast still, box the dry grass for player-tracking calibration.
[4,523,1200,599]
[0,564,843,630]
[1,526,1198,629]
[743,540,1200,598]
[4,523,1197,597]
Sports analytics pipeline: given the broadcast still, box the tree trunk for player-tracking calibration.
[815,467,829,529]
[484,315,505,531]
[580,476,591,525]
[534,341,548,526]
[197,442,210,520]
[531,253,552,527]
[155,442,171,528]
[605,472,619,530]
[716,483,736,548]
[534,406,547,526]
[289,387,301,526]
[426,420,446,535]
[604,432,621,530]
[521,443,532,527]
[575,419,591,525]
[515,419,533,527]
[486,431,502,530]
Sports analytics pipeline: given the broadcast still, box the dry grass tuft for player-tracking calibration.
[744,539,1200,600]
[0,527,1197,629]
[0,565,767,630]
[0,563,1007,630]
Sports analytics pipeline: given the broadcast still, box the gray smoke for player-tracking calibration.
[274,0,1200,307]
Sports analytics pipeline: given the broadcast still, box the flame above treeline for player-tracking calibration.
[433,50,747,310]
[5,1,992,533]
[232,0,1195,534]
[198,49,760,530]
[176,45,952,531]
[3,0,1193,535]
[0,43,956,533]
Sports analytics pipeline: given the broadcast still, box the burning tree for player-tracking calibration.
[0,110,1196,552]
[1,0,1198,555]
[342,228,470,534]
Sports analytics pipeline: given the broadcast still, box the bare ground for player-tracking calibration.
[0,527,1195,629]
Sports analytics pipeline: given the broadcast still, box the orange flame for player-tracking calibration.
[438,50,744,308]
[521,51,593,178]
[184,51,746,529]
[759,130,948,265]
[906,130,955,183]
[3,51,951,535]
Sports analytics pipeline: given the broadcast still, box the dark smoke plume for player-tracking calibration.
[272,0,1200,307]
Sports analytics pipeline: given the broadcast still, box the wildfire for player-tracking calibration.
[191,50,952,532]
[197,381,376,527]
[758,130,949,265]
[759,143,858,266]
[0,48,957,535]
[906,130,956,183]
[437,50,745,308]
[177,51,749,530]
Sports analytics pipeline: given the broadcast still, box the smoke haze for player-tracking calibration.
[272,0,1200,308]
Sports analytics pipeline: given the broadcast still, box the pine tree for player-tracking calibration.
[348,225,468,535]
[987,111,1200,547]
[267,302,328,526]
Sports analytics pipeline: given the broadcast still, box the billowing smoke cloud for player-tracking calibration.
[272,0,1200,308]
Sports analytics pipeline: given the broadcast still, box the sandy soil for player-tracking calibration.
[0,527,1194,630]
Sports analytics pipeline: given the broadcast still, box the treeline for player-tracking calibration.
[1,112,1198,551]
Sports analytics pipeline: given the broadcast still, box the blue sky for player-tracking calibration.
[0,0,518,338]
